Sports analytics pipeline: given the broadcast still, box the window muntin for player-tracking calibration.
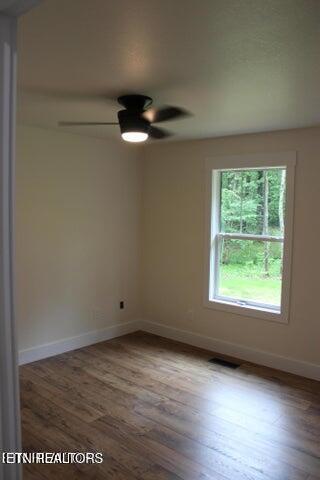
[210,167,287,313]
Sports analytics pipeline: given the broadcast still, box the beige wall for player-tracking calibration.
[16,125,320,368]
[16,126,142,351]
[141,127,320,365]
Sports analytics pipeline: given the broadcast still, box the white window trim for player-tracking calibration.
[204,151,296,324]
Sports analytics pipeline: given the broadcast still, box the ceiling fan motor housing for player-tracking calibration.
[117,109,150,136]
[117,94,152,111]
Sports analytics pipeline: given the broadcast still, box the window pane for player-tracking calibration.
[217,238,283,307]
[220,169,286,236]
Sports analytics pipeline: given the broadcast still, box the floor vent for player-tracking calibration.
[209,357,240,369]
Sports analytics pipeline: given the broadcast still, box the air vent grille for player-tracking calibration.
[208,357,240,369]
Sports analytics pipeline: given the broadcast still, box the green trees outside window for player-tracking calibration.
[218,168,286,306]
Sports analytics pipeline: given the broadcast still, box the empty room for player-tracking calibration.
[0,1,319,479]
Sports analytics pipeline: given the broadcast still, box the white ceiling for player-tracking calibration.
[17,0,320,142]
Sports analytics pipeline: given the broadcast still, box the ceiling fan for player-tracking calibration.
[58,94,190,142]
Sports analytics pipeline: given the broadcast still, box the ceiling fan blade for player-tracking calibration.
[59,121,118,126]
[148,126,172,139]
[143,106,190,123]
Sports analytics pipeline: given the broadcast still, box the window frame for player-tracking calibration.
[204,152,296,324]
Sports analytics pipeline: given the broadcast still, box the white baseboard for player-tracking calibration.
[19,318,320,381]
[140,320,320,381]
[19,320,141,365]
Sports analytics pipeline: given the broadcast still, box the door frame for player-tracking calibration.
[0,2,42,479]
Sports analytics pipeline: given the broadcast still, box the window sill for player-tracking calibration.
[205,298,288,324]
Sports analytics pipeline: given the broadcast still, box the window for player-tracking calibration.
[205,152,295,323]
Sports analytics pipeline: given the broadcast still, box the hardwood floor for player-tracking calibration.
[20,331,320,480]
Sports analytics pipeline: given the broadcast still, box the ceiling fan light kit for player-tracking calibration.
[59,94,190,142]
[118,105,150,142]
[121,132,148,142]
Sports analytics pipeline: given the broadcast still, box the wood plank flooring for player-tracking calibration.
[20,331,320,480]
